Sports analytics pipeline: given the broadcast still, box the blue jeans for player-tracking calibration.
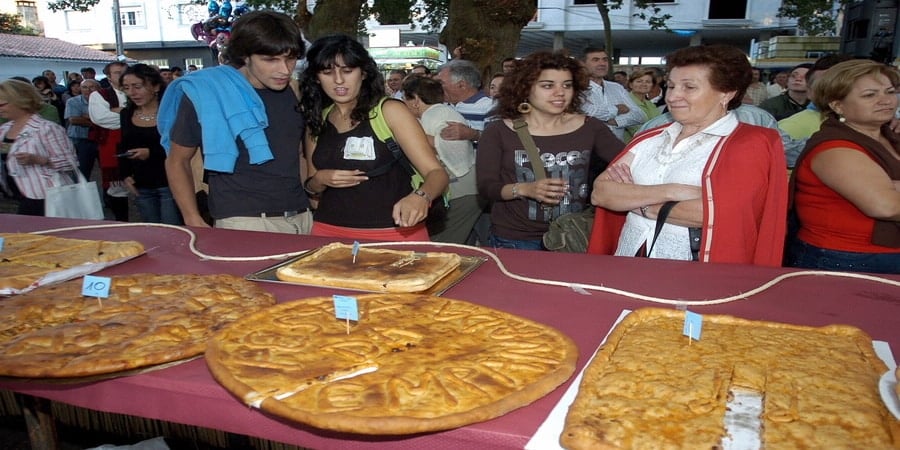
[788,239,900,275]
[488,234,545,251]
[134,186,183,225]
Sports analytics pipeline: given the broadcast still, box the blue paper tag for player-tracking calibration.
[352,241,360,261]
[333,295,359,321]
[82,275,112,298]
[683,310,703,341]
[0,237,4,252]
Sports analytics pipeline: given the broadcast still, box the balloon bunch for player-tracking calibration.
[190,0,251,51]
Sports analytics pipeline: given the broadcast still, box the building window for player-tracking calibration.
[708,0,746,20]
[142,59,169,68]
[574,0,673,3]
[16,1,39,30]
[572,0,677,6]
[184,58,204,70]
[120,6,146,27]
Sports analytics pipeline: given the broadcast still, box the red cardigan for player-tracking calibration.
[587,122,788,267]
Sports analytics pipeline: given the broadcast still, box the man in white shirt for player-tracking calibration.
[434,60,494,141]
[580,48,644,141]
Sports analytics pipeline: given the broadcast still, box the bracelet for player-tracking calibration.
[413,189,432,203]
[511,183,520,199]
[303,176,320,196]
[640,205,649,218]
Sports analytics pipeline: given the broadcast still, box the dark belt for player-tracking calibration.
[259,209,308,218]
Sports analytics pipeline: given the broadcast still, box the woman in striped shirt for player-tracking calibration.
[0,79,77,216]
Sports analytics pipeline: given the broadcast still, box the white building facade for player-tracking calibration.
[510,0,799,59]
[34,0,213,68]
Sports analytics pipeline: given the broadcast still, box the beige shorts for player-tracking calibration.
[216,211,312,235]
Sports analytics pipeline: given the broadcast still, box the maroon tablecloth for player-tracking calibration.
[1,214,898,449]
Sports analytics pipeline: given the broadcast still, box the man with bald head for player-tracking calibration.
[65,79,101,179]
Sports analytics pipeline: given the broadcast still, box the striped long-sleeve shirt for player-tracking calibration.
[2,114,76,199]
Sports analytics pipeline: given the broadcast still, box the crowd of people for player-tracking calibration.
[1,10,897,274]
[1,62,192,225]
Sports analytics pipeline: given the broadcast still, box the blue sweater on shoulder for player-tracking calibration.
[158,65,273,173]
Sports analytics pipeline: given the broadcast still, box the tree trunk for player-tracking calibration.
[296,0,366,41]
[439,0,536,87]
[594,0,614,59]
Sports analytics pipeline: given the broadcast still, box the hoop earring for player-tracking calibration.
[517,101,532,114]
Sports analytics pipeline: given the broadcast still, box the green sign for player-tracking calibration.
[368,47,442,60]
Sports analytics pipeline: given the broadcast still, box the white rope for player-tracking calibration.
[28,223,900,307]
[31,222,308,262]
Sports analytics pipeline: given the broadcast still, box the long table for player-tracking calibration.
[1,214,898,449]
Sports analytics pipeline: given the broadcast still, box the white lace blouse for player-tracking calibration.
[615,113,739,260]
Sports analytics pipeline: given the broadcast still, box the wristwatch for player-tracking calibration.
[413,189,432,203]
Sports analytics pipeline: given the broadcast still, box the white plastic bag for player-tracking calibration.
[45,169,105,220]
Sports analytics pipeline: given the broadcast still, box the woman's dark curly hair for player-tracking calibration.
[300,34,385,137]
[665,45,752,111]
[493,51,589,120]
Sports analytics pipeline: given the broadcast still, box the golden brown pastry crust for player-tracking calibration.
[274,243,461,292]
[207,293,577,434]
[0,233,144,291]
[0,274,275,378]
[561,308,899,449]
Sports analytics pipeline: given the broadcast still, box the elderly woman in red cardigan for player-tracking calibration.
[587,45,788,266]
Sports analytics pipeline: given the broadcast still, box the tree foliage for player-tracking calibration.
[0,12,38,35]
[46,0,98,12]
[778,0,849,36]
[368,0,415,25]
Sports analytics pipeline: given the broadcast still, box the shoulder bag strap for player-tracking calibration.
[512,118,546,180]
[364,97,413,177]
[645,201,679,258]
[645,201,701,261]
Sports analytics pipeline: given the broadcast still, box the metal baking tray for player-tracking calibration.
[246,248,487,296]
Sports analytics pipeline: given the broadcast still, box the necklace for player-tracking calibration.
[135,108,157,121]
[653,131,718,166]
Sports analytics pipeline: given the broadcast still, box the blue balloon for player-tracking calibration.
[233,5,249,17]
[220,0,232,18]
[208,0,219,16]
